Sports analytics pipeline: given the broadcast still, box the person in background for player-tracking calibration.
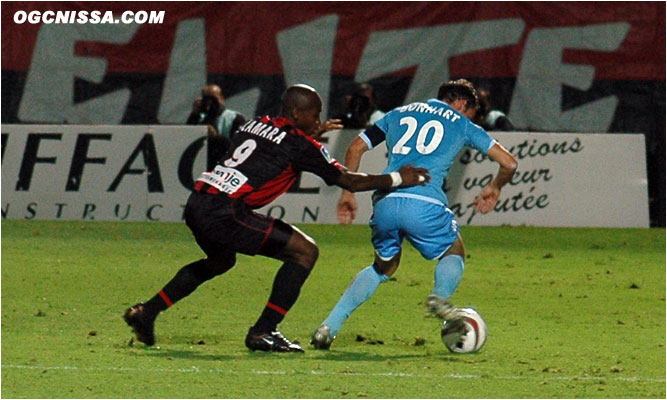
[474,87,515,131]
[312,79,517,350]
[339,83,386,129]
[186,84,247,170]
[124,84,430,353]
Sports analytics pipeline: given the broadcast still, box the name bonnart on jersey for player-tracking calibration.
[397,102,462,122]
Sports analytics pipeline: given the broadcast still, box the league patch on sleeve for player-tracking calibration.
[320,146,334,163]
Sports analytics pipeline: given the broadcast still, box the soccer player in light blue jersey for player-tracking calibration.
[311,79,518,350]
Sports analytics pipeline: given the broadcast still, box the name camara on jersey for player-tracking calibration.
[238,120,288,144]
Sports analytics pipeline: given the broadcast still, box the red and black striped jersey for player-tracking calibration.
[194,115,344,208]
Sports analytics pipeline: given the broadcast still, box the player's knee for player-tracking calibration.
[373,254,400,277]
[372,262,390,276]
[274,225,320,269]
[285,228,319,269]
[299,241,319,270]
[279,239,319,269]
[444,236,465,258]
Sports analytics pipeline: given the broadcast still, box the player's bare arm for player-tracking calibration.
[336,164,430,193]
[473,143,518,213]
[337,136,371,223]
[342,136,369,173]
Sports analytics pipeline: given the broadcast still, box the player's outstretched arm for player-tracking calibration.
[473,143,518,213]
[336,164,430,193]
[342,136,368,174]
[337,136,369,223]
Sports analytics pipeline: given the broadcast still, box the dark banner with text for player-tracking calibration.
[2,2,664,127]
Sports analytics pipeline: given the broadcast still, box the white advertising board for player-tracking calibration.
[2,125,207,222]
[1,126,649,227]
[442,132,649,228]
[309,130,649,228]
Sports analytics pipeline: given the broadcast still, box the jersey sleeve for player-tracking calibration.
[293,137,344,186]
[359,123,387,150]
[465,122,497,155]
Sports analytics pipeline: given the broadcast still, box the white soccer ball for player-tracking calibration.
[441,307,487,353]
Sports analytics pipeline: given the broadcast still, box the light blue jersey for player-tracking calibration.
[360,99,496,207]
[318,97,497,339]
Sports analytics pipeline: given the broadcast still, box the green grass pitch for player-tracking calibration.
[1,220,665,398]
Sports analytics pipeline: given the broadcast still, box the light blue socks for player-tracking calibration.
[432,254,464,299]
[322,256,463,338]
[322,265,389,336]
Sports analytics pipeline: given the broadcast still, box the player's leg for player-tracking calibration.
[123,253,235,346]
[124,193,238,346]
[426,234,467,326]
[398,201,466,322]
[312,197,401,349]
[245,221,317,352]
[311,252,398,349]
[432,235,465,300]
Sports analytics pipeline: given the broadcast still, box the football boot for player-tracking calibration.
[123,303,156,346]
[310,324,335,350]
[245,328,304,353]
[426,294,466,327]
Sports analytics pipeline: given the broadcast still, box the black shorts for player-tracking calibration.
[184,192,293,259]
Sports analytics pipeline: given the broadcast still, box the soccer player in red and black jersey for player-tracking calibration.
[124,84,430,352]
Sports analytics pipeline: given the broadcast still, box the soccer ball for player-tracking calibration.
[441,307,487,353]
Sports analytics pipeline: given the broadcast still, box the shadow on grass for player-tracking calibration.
[139,348,237,362]
[117,337,477,363]
[136,348,470,363]
[311,349,460,362]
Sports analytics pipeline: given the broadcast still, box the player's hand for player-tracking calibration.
[397,164,430,187]
[315,119,344,137]
[473,184,500,213]
[337,190,358,224]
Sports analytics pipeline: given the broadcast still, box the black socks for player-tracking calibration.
[143,259,211,317]
[141,258,311,335]
[251,261,311,333]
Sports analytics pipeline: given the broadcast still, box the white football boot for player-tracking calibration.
[426,294,466,334]
[310,324,335,350]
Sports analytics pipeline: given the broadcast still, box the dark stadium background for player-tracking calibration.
[2,2,664,226]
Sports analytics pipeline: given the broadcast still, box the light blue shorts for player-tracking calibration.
[369,196,459,261]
